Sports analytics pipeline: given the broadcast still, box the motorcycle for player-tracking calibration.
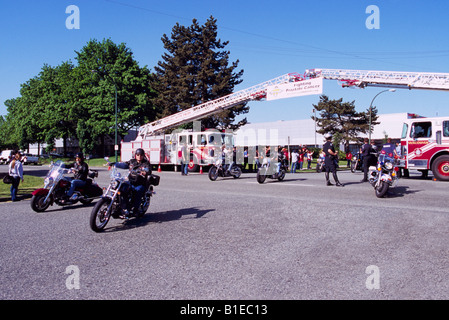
[208,159,242,181]
[368,150,399,198]
[350,152,363,173]
[89,162,159,232]
[316,157,325,173]
[256,157,287,184]
[30,160,103,212]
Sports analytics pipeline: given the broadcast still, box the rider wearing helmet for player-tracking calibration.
[114,148,151,218]
[66,152,89,200]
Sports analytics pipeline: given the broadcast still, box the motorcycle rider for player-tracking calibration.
[323,134,344,187]
[66,152,89,200]
[113,148,151,218]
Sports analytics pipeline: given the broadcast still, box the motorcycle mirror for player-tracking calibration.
[104,156,109,161]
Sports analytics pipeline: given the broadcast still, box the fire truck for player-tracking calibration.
[400,116,449,181]
[122,68,449,173]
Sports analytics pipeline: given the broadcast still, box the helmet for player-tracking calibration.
[75,152,84,160]
[135,148,145,157]
[324,133,333,140]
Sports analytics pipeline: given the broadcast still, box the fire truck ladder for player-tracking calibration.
[306,68,449,91]
[137,68,449,138]
[137,73,304,138]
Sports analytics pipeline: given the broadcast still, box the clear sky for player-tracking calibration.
[1,0,449,124]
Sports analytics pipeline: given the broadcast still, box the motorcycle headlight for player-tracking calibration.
[384,161,393,170]
[111,180,120,190]
[44,177,53,186]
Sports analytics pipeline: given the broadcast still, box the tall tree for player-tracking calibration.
[74,38,157,155]
[312,95,379,145]
[153,16,247,130]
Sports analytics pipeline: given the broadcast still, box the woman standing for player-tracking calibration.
[9,150,24,201]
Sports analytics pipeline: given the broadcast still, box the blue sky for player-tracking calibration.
[1,0,449,124]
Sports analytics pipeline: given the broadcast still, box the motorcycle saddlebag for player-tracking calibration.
[148,174,160,186]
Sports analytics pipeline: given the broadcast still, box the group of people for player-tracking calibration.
[290,147,314,173]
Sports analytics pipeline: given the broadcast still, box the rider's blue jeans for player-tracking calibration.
[67,179,86,197]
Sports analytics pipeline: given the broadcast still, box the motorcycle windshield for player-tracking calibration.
[110,165,129,181]
[47,160,65,179]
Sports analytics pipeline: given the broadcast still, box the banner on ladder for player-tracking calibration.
[266,77,323,101]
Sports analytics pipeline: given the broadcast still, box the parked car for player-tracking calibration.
[22,153,40,165]
[0,150,14,165]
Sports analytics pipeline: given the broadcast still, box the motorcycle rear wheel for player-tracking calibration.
[90,198,112,232]
[30,194,51,212]
[232,166,242,179]
[277,169,286,181]
[137,192,151,218]
[375,181,389,198]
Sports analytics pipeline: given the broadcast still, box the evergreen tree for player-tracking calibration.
[312,95,379,145]
[153,16,247,131]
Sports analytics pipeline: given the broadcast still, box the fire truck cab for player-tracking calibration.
[400,117,449,181]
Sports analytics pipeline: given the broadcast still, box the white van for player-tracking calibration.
[0,150,14,164]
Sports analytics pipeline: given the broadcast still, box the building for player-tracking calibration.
[234,112,422,149]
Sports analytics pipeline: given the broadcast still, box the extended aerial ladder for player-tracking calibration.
[136,68,449,139]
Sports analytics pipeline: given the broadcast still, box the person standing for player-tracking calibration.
[290,149,299,173]
[323,134,344,187]
[360,138,372,182]
[180,144,189,175]
[9,150,24,201]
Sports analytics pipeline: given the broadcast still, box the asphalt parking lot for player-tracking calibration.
[0,164,448,302]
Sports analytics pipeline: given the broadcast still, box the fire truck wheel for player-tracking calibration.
[188,158,199,172]
[431,155,449,181]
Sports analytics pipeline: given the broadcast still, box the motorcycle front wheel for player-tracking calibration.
[256,169,267,184]
[375,181,389,198]
[30,194,51,212]
[208,166,219,181]
[90,198,112,232]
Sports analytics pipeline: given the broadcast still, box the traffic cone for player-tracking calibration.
[158,164,161,172]
[199,165,203,174]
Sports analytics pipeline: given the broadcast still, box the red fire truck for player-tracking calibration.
[121,129,234,172]
[400,116,449,181]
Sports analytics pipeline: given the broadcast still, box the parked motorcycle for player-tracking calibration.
[350,152,363,173]
[368,150,399,198]
[89,162,159,232]
[256,158,287,184]
[208,159,242,181]
[316,157,325,173]
[30,160,103,212]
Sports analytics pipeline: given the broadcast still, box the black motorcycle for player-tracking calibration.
[208,159,242,181]
[31,160,102,212]
[256,158,287,184]
[89,163,159,232]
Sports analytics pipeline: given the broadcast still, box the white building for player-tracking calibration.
[234,112,422,148]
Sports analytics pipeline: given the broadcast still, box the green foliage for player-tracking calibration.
[153,16,247,131]
[312,95,379,145]
[0,38,157,155]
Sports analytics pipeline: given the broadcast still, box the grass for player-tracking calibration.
[0,175,44,199]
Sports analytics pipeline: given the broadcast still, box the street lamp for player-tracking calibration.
[91,70,118,162]
[368,89,396,144]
